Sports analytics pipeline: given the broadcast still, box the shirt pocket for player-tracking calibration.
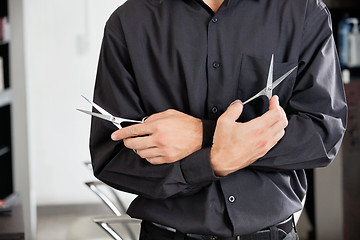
[237,54,297,117]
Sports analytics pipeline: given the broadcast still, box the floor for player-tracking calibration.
[37,204,313,240]
[37,203,113,240]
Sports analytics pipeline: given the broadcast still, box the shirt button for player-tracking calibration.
[211,107,218,114]
[228,195,236,203]
[212,61,220,69]
[212,17,218,23]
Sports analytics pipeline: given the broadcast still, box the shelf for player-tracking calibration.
[0,88,11,108]
[0,41,9,46]
[0,146,10,158]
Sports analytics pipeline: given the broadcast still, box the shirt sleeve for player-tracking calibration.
[90,14,218,200]
[201,119,217,148]
[251,4,347,171]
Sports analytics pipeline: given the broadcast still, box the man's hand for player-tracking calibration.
[111,109,203,164]
[210,96,288,177]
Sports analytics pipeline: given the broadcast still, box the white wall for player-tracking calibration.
[315,149,343,240]
[25,0,125,205]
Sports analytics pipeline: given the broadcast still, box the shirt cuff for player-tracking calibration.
[201,119,217,148]
[180,148,219,184]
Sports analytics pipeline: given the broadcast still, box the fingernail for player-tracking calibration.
[111,133,118,140]
[230,99,242,105]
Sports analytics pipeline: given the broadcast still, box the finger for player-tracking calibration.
[111,123,153,141]
[256,97,284,127]
[279,107,288,128]
[123,136,155,150]
[144,109,177,123]
[269,128,286,149]
[136,147,162,159]
[251,109,279,128]
[261,112,287,143]
[260,109,287,130]
[144,111,167,123]
[221,100,244,122]
[145,157,166,165]
[269,95,280,110]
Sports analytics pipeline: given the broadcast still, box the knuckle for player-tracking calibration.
[164,149,178,163]
[254,127,265,138]
[158,134,169,146]
[144,115,154,122]
[151,122,161,132]
[135,149,143,156]
[258,151,267,159]
[146,158,154,164]
[138,152,145,159]
[273,108,283,119]
[128,126,138,136]
[164,154,176,164]
[161,157,170,164]
[123,139,132,148]
[147,158,162,165]
[166,157,175,164]
[258,138,268,150]
[164,109,175,116]
[153,137,161,146]
[283,117,289,128]
[162,148,172,158]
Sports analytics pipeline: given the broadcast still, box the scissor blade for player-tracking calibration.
[81,95,111,116]
[77,109,114,122]
[265,54,274,99]
[271,66,297,90]
[242,90,266,105]
[242,65,297,105]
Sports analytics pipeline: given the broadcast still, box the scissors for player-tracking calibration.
[242,54,298,105]
[77,95,145,129]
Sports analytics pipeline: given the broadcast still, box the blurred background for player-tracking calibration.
[0,0,359,239]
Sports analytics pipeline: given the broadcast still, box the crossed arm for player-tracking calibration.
[111,96,288,177]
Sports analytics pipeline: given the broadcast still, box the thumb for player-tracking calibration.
[221,100,243,122]
[269,95,280,110]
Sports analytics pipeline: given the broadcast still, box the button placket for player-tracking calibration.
[207,14,222,119]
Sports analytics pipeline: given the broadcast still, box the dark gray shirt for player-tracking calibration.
[90,0,347,237]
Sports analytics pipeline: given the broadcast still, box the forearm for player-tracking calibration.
[251,112,346,171]
[91,119,218,199]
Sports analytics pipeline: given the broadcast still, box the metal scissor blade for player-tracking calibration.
[271,66,297,90]
[77,109,116,123]
[242,90,266,105]
[77,109,122,129]
[81,95,111,116]
[77,108,141,125]
[242,65,297,105]
[265,54,274,100]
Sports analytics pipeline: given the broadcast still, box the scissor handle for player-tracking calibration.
[141,116,148,123]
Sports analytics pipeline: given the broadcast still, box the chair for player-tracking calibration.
[84,181,141,240]
[66,163,141,240]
